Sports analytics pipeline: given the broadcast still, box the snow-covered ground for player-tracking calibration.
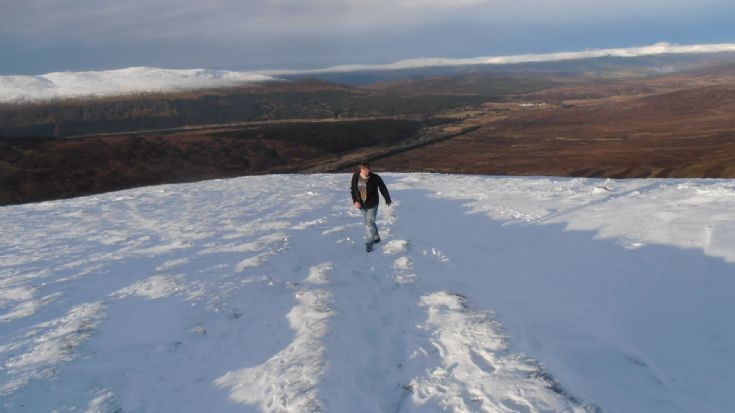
[1,173,734,412]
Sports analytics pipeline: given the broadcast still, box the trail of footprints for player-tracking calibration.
[218,202,590,412]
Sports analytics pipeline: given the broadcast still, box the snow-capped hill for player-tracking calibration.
[4,42,735,103]
[1,174,734,412]
[0,67,278,103]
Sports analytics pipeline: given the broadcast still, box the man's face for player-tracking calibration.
[360,166,370,175]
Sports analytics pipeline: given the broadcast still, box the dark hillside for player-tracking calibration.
[0,80,486,138]
[0,119,423,205]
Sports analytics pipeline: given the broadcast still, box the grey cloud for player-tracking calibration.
[2,0,729,43]
[0,1,557,43]
[1,0,734,74]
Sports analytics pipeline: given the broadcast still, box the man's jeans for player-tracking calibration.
[362,206,380,243]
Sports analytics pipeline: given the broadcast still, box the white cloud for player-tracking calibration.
[262,41,735,75]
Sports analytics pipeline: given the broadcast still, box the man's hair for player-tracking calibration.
[358,161,371,169]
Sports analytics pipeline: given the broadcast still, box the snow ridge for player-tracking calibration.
[1,302,106,395]
[214,262,335,412]
[406,291,590,412]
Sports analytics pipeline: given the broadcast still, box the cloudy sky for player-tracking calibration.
[1,0,734,75]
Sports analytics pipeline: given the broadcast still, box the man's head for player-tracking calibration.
[359,161,371,176]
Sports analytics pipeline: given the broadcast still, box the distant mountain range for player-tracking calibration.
[2,42,735,103]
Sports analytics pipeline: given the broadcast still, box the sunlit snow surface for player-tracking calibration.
[1,174,734,412]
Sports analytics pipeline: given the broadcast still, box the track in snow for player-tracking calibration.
[2,174,734,412]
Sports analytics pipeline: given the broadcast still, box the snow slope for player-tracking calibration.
[1,174,734,412]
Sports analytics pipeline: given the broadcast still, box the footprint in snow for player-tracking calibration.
[393,256,413,271]
[422,247,449,264]
[382,239,409,255]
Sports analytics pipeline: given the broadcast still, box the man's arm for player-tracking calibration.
[350,173,360,203]
[350,173,362,208]
[378,176,392,205]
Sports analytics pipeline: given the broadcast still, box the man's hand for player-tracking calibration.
[354,202,361,209]
[386,201,392,207]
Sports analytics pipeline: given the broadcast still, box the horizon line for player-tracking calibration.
[2,41,735,103]
[257,41,735,76]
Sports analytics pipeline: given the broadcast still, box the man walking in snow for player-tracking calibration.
[351,161,392,252]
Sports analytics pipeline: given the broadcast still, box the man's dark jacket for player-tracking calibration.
[351,172,391,209]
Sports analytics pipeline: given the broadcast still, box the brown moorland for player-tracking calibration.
[373,69,735,178]
[3,63,735,205]
[0,119,424,205]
